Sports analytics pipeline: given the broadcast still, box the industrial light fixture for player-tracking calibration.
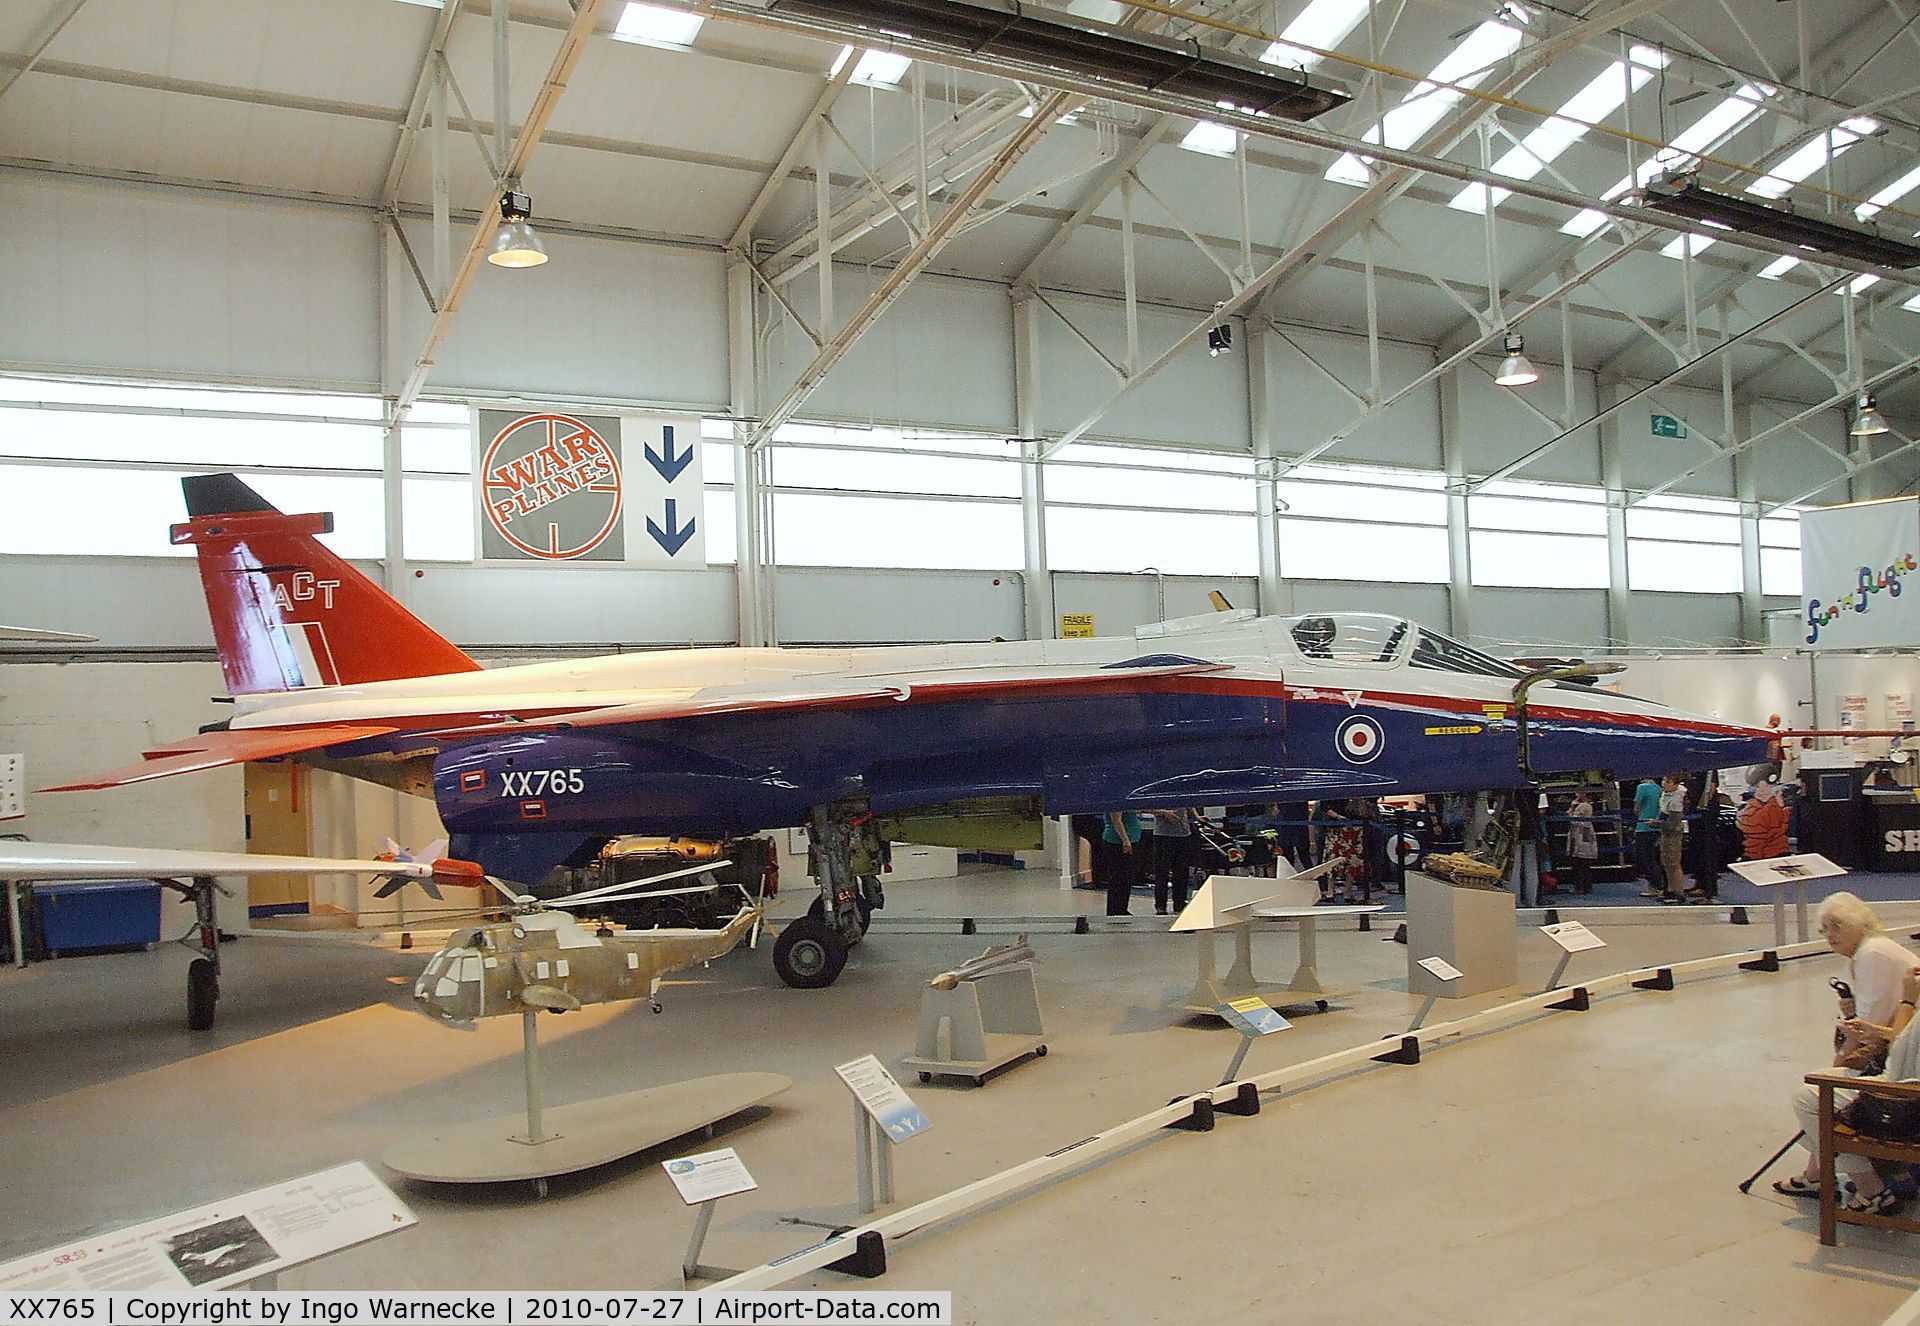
[1852,392,1890,437]
[1208,304,1232,357]
[1494,332,1538,386]
[487,191,549,269]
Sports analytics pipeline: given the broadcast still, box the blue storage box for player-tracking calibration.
[36,880,164,955]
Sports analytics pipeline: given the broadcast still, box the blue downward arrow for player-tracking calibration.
[644,425,694,483]
[647,498,697,556]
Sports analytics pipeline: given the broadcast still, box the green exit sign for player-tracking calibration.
[1651,413,1688,438]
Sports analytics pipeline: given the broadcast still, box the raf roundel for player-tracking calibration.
[1336,714,1385,764]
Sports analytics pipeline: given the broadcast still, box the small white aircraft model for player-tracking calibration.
[0,840,483,1029]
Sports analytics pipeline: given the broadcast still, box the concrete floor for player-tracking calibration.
[4,875,1920,1324]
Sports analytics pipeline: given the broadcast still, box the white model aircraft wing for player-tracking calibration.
[436,659,1234,736]
[0,626,97,643]
[0,841,485,884]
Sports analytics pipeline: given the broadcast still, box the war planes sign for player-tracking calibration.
[476,409,705,566]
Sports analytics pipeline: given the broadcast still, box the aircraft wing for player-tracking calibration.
[0,625,97,643]
[39,724,400,792]
[437,659,1235,736]
[0,840,483,883]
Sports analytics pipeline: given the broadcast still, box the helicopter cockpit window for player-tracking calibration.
[1284,614,1412,665]
[1410,629,1525,680]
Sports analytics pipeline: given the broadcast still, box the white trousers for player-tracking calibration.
[1793,1080,1872,1177]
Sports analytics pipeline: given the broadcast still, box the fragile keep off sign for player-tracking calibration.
[476,409,706,566]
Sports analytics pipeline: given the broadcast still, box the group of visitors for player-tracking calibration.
[1093,808,1196,918]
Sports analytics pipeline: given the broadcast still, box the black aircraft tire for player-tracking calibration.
[187,957,218,1031]
[806,893,872,935]
[773,916,848,989]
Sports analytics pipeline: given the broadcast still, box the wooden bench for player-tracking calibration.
[1806,1072,1920,1244]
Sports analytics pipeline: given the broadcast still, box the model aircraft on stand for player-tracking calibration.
[35,474,1772,989]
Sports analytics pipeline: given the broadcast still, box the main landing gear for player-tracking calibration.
[168,873,227,1030]
[772,801,884,990]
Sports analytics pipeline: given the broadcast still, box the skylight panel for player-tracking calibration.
[1904,292,1920,313]
[1857,163,1920,221]
[1451,45,1665,213]
[612,2,703,49]
[1261,0,1370,72]
[1325,18,1526,186]
[1747,116,1879,199]
[1850,273,1881,294]
[1757,255,1799,279]
[830,46,913,87]
[1559,84,1769,237]
[390,0,443,8]
[1180,120,1241,156]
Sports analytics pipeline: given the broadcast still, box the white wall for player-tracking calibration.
[0,173,380,389]
[0,661,243,930]
[385,221,730,409]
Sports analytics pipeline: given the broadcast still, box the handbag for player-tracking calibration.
[1840,1087,1920,1139]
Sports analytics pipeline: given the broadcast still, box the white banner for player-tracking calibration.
[1800,498,1920,648]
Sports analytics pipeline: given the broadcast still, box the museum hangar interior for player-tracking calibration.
[8,0,1920,1320]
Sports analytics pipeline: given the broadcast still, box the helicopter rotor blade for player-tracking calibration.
[544,882,722,909]
[551,859,730,908]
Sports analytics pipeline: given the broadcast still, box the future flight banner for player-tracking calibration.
[1800,496,1920,649]
[475,409,705,566]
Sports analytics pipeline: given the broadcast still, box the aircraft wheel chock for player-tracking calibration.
[773,916,847,989]
[187,957,218,1031]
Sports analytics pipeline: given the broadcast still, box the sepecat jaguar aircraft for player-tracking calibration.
[47,474,1772,988]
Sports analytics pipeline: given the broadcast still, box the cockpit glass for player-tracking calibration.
[1284,614,1412,665]
[1409,629,1525,679]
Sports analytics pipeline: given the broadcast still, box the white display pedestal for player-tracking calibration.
[1406,871,1516,998]
[900,964,1047,1087]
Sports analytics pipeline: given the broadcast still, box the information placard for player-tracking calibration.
[1417,956,1464,981]
[1217,995,1292,1036]
[1728,853,1847,887]
[0,1162,412,1294]
[834,1055,930,1142]
[663,1149,757,1206]
[1540,920,1606,954]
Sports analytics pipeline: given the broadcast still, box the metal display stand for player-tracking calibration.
[682,1198,740,1284]
[900,964,1047,1086]
[1729,854,1846,946]
[853,1101,895,1215]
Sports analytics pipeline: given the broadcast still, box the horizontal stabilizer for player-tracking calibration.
[42,723,399,792]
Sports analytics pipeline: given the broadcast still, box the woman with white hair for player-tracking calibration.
[1774,892,1919,1207]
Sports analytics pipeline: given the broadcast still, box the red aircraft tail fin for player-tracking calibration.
[172,473,481,695]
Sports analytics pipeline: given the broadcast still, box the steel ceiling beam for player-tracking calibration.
[744,89,1081,449]
[389,0,614,417]
[1466,275,1852,493]
[379,0,466,208]
[728,52,857,249]
[1034,0,1687,461]
[0,0,90,104]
